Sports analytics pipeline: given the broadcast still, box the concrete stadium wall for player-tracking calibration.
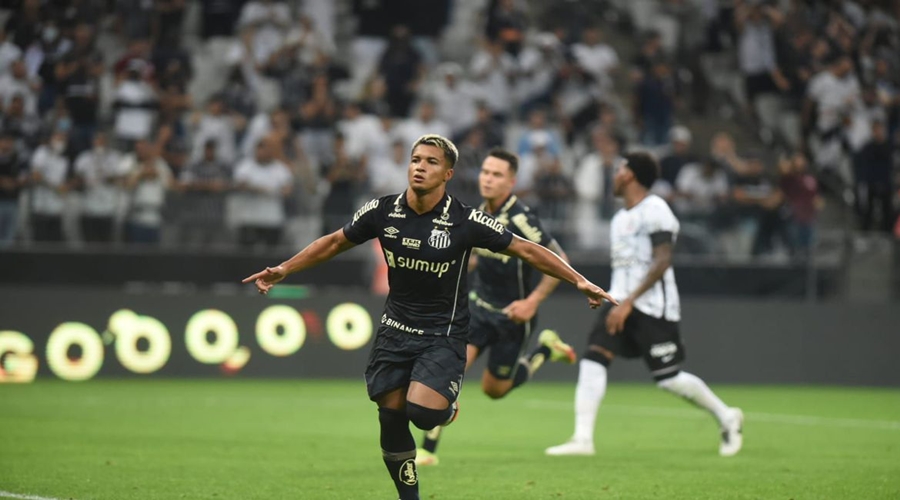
[0,287,896,386]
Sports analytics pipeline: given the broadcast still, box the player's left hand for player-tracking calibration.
[577,280,618,309]
[606,300,633,335]
[242,265,287,295]
[503,298,538,324]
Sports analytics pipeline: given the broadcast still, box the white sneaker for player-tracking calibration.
[545,438,595,456]
[719,408,744,457]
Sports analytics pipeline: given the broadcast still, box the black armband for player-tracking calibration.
[650,231,674,247]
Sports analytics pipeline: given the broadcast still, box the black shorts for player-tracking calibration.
[468,298,536,380]
[586,303,685,379]
[365,326,467,404]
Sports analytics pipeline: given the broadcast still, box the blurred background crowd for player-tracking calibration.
[0,0,897,261]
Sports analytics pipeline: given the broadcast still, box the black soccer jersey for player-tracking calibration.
[471,195,556,307]
[343,191,514,338]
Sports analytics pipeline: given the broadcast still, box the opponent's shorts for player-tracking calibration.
[365,325,467,404]
[468,295,537,380]
[587,303,685,379]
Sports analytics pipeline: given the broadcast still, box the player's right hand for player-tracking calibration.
[576,280,618,308]
[242,265,287,295]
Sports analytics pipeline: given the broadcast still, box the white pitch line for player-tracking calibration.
[0,492,71,500]
[523,400,900,431]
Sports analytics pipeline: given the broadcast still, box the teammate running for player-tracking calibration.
[416,148,578,466]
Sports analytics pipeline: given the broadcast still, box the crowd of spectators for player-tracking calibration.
[0,0,897,260]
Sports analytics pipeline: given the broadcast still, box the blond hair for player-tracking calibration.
[411,134,459,168]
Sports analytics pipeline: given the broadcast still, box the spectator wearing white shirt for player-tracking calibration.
[674,157,730,224]
[469,40,517,120]
[804,54,861,175]
[112,60,159,146]
[429,63,478,137]
[123,140,173,245]
[284,14,336,67]
[573,128,623,249]
[396,100,450,148]
[369,139,409,197]
[516,32,563,114]
[190,94,241,165]
[0,31,23,76]
[734,0,786,106]
[236,0,293,67]
[240,107,291,159]
[29,130,71,243]
[337,102,381,163]
[364,112,399,168]
[73,132,127,243]
[571,27,619,93]
[233,136,293,248]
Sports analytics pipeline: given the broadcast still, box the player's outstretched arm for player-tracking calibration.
[242,229,357,295]
[501,235,617,308]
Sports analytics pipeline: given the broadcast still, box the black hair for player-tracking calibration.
[486,147,519,174]
[623,152,659,189]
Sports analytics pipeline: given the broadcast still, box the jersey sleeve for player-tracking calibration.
[510,210,555,247]
[342,197,382,244]
[645,199,680,241]
[465,208,514,252]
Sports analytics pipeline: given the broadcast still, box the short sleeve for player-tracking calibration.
[645,199,679,236]
[342,198,382,244]
[510,210,554,247]
[465,208,514,252]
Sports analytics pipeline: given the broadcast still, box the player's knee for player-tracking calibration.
[584,345,613,367]
[482,383,509,400]
[406,401,450,430]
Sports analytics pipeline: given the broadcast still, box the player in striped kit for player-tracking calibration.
[545,152,744,458]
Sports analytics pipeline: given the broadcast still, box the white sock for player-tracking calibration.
[573,359,607,443]
[657,371,730,425]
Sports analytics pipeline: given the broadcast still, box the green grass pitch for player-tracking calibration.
[1,380,898,500]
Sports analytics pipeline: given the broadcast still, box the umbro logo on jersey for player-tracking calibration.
[384,226,399,239]
[428,228,451,249]
[449,381,459,395]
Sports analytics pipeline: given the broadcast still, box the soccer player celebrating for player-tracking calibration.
[243,135,616,500]
[545,152,744,458]
[416,148,578,466]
